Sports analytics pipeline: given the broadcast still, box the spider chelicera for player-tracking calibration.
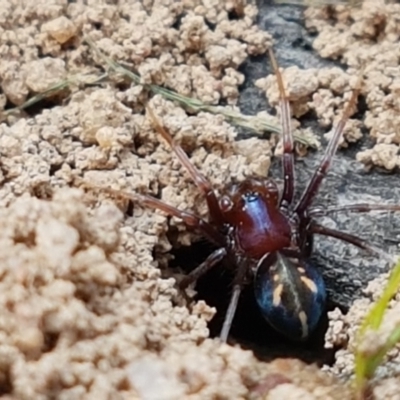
[88,49,400,342]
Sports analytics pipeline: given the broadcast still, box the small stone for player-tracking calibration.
[41,16,77,44]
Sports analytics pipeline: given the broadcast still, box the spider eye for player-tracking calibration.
[254,253,326,341]
[245,191,259,202]
[220,196,233,212]
[265,180,278,191]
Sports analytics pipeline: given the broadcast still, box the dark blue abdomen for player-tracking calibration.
[254,252,326,340]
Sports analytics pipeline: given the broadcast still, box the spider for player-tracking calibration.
[85,49,400,342]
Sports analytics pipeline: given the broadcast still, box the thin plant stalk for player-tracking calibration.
[83,35,317,148]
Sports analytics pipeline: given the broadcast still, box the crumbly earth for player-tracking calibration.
[304,0,400,167]
[324,272,400,400]
[0,0,399,399]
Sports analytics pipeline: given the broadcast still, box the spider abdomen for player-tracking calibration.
[254,252,326,340]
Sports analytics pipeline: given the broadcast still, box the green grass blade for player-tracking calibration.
[359,260,400,334]
[354,259,400,398]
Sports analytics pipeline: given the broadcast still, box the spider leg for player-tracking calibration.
[77,179,225,246]
[147,106,224,225]
[219,257,249,342]
[220,284,242,342]
[310,222,395,263]
[309,203,400,217]
[269,48,295,209]
[179,247,227,288]
[294,73,363,215]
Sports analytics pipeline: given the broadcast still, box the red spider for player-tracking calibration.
[88,49,400,342]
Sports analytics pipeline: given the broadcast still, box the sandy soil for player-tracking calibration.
[0,0,399,399]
